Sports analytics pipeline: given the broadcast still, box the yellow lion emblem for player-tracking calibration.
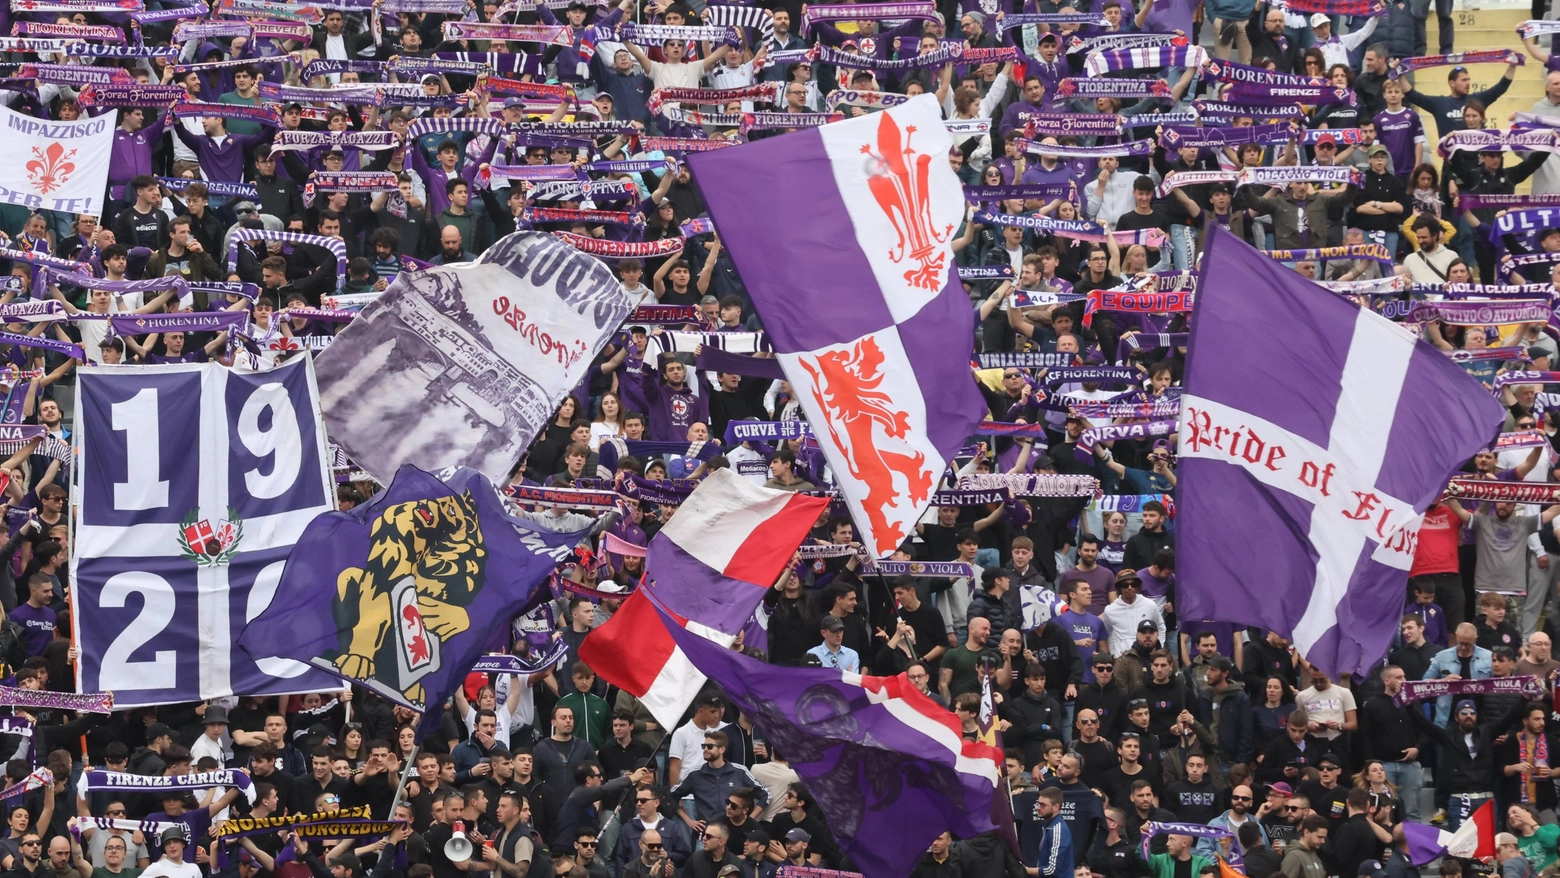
[330,490,487,705]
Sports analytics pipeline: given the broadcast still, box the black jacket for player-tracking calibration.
[1359,693,1428,764]
[1077,680,1128,741]
[1197,684,1254,765]
[1026,622,1084,702]
[953,832,1025,878]
[1409,697,1533,794]
[1003,689,1066,767]
[1122,527,1172,574]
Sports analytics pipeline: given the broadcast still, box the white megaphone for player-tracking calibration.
[444,821,473,863]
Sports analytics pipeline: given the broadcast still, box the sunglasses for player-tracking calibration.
[1094,666,1113,672]
[1284,806,1301,812]
[1078,718,1099,724]
[701,744,719,749]
[1231,796,1252,802]
[577,842,596,848]
[636,798,654,804]
[726,801,743,808]
[643,843,663,851]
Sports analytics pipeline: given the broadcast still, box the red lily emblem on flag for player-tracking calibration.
[862,113,952,292]
[26,142,76,195]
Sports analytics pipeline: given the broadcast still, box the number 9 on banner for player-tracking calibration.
[71,357,340,706]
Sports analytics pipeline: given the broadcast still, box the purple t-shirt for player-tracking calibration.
[1059,608,1108,682]
[1138,567,1174,601]
[1373,107,1424,179]
[1181,619,1238,660]
[1142,0,1197,36]
[9,603,53,657]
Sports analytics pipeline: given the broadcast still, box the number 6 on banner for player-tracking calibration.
[72,358,338,707]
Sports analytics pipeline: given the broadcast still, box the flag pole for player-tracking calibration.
[387,742,419,819]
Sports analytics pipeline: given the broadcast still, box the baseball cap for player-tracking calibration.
[1317,753,1341,768]
[1314,133,1337,148]
[1209,656,1235,673]
[1454,698,1478,715]
[1137,620,1158,633]
[147,722,173,741]
[1496,833,1521,848]
[717,868,742,878]
[840,39,858,49]
[981,568,1014,588]
[1268,781,1294,796]
[746,829,770,846]
[421,73,441,84]
[502,97,525,109]
[1358,861,1387,878]
[1039,31,1059,42]
[1309,12,1329,26]
[785,829,811,843]
[1366,143,1388,157]
[820,615,845,633]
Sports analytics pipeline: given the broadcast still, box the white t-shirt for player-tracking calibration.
[668,719,728,778]
[141,859,201,878]
[1296,684,1357,741]
[647,60,704,90]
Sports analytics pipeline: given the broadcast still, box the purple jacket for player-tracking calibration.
[172,123,272,183]
[812,17,922,60]
[537,6,624,84]
[108,113,169,190]
[410,136,498,218]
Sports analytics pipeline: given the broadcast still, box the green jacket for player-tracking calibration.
[557,691,610,748]
[1142,851,1215,878]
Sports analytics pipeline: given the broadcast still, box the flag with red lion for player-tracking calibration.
[688,95,985,557]
[0,104,114,216]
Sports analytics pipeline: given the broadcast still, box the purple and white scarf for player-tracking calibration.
[640,136,737,154]
[1518,19,1560,38]
[1117,332,1189,361]
[621,23,738,44]
[504,484,619,509]
[22,63,131,85]
[1390,50,1520,79]
[1203,59,1324,88]
[976,352,1078,368]
[271,130,398,152]
[999,11,1108,26]
[960,265,1016,281]
[81,770,256,804]
[1083,43,1206,76]
[958,472,1101,497]
[1394,674,1541,705]
[724,420,814,443]
[1155,170,1240,197]
[824,89,912,112]
[0,300,64,324]
[174,101,281,125]
[174,56,279,74]
[1190,100,1304,121]
[585,158,673,174]
[1075,418,1176,463]
[2,249,90,277]
[1500,251,1560,281]
[1160,122,1295,150]
[0,686,113,713]
[110,312,248,337]
[1044,366,1140,386]
[1020,112,1125,137]
[946,119,993,135]
[442,21,572,45]
[1139,824,1236,863]
[302,59,385,78]
[529,180,637,202]
[256,82,385,106]
[1494,371,1560,389]
[1056,77,1170,98]
[0,770,49,804]
[69,43,179,57]
[1302,128,1365,144]
[228,230,346,288]
[1491,429,1551,451]
[739,111,839,133]
[0,37,66,52]
[1067,32,1180,54]
[813,42,963,70]
[1318,275,1410,295]
[1438,128,1560,158]
[1237,165,1358,189]
[522,207,645,227]
[130,5,190,20]
[1064,398,1181,418]
[1224,83,1355,107]
[1458,193,1560,210]
[431,53,543,77]
[157,178,258,201]
[860,560,976,578]
[76,83,185,107]
[485,164,581,183]
[470,643,571,676]
[964,182,1076,202]
[173,20,252,40]
[1405,300,1552,325]
[1010,291,1084,307]
[799,0,939,36]
[1020,138,1155,158]
[1448,346,1532,363]
[974,421,1052,438]
[1442,282,1557,299]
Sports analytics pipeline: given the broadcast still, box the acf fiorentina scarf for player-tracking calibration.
[76,84,185,107]
[1021,138,1155,158]
[1494,371,1560,389]
[442,21,572,44]
[1447,478,1560,504]
[1084,44,1207,76]
[1204,58,1323,87]
[1068,32,1179,54]
[813,42,963,70]
[1444,282,1557,299]
[0,686,112,713]
[13,21,123,41]
[973,210,1167,247]
[1160,122,1294,150]
[1259,243,1393,265]
[1225,83,1355,106]
[1390,50,1520,79]
[1191,101,1304,121]
[1021,113,1124,137]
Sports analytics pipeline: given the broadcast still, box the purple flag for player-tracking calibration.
[660,605,1009,878]
[688,94,986,558]
[1176,226,1505,677]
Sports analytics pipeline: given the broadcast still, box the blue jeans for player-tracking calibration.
[1448,793,1492,832]
[1384,760,1424,822]
[1170,224,1195,271]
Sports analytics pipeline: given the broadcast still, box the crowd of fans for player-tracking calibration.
[4,0,1560,875]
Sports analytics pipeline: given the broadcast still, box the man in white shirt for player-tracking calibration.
[1086,156,1146,226]
[190,706,230,767]
[667,694,729,786]
[1531,73,1560,196]
[1101,569,1166,657]
[141,828,201,878]
[1295,668,1357,749]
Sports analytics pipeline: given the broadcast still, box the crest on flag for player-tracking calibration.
[25,142,76,195]
[176,507,243,567]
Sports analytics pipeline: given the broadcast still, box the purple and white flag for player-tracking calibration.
[688,95,987,558]
[72,357,340,707]
[1175,226,1505,678]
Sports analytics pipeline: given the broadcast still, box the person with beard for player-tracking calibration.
[1068,709,1117,792]
[1005,664,1066,768]
[1077,655,1128,742]
[510,749,560,849]
[1256,710,1319,789]
[1407,695,1536,832]
[1040,753,1106,863]
[1327,788,1395,878]
[1497,704,1558,820]
[1105,734,1163,811]
[1198,784,1267,858]
[1089,807,1135,878]
[761,568,812,667]
[1358,666,1428,823]
[1114,622,1164,694]
[1133,650,1191,743]
[1122,781,1177,854]
[1197,657,1253,774]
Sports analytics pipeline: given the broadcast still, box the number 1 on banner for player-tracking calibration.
[110,388,168,510]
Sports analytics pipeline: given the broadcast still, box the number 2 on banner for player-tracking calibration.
[97,571,176,691]
[111,388,168,510]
